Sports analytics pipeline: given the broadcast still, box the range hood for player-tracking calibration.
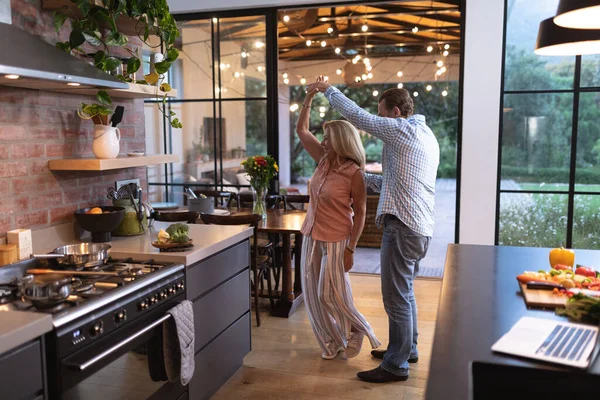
[0,0,127,92]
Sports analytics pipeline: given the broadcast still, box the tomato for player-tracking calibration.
[553,264,572,271]
[575,265,596,278]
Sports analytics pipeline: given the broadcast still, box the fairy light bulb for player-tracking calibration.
[363,58,370,65]
[352,58,358,64]
[444,44,450,50]
[372,90,379,97]
[367,72,373,79]
[355,76,361,83]
[362,74,368,80]
[413,91,419,97]
[320,112,325,118]
[412,26,419,33]
[290,103,299,112]
[335,47,341,54]
[306,40,312,46]
[442,90,448,97]
[362,24,368,32]
[336,68,342,75]
[300,77,306,85]
[436,69,443,76]
[397,71,403,77]
[397,83,403,89]
[437,60,444,68]
[282,72,288,79]
[212,18,218,23]
[234,71,240,78]
[283,15,290,22]
[283,78,289,84]
[321,41,327,47]
[441,66,447,73]
[257,66,264,72]
[366,65,372,71]
[327,27,333,34]
[220,63,226,70]
[427,46,433,52]
[319,106,326,113]
[443,50,449,57]
[426,85,432,91]
[254,41,264,49]
[241,51,247,58]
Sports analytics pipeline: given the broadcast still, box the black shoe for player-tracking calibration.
[357,366,409,383]
[371,349,418,363]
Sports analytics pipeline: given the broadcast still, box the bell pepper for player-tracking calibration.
[553,264,571,271]
[549,247,575,268]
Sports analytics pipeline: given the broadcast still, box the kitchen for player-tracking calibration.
[2,0,600,399]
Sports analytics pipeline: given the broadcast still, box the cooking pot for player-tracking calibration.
[31,243,111,269]
[16,274,79,308]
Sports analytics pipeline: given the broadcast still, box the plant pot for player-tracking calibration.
[93,125,121,159]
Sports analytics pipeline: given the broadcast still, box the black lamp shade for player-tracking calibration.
[535,17,600,55]
[554,0,600,29]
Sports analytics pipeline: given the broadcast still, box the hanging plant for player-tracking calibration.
[53,0,182,128]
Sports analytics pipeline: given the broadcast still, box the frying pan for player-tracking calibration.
[31,243,111,268]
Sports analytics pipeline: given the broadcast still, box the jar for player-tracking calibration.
[111,199,147,236]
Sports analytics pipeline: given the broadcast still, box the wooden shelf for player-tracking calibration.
[53,82,177,99]
[48,154,179,171]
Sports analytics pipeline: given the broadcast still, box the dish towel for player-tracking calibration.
[163,300,195,385]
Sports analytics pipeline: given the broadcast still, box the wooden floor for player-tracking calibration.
[213,274,443,400]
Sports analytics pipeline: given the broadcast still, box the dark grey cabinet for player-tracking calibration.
[186,240,251,400]
[0,339,45,400]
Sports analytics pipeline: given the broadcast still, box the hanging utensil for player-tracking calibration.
[127,184,144,232]
[107,187,118,200]
[110,106,124,127]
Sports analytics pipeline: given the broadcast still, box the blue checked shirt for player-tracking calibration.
[324,86,440,237]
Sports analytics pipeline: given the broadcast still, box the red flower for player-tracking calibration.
[256,159,267,166]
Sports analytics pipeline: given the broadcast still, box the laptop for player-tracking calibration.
[491,316,600,369]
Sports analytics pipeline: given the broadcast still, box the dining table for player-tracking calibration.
[230,208,307,318]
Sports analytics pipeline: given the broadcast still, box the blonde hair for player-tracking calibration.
[323,120,366,170]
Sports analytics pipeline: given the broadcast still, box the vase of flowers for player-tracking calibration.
[241,155,278,220]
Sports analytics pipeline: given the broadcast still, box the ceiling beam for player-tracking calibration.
[317,7,459,22]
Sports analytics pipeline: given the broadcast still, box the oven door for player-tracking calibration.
[57,298,187,400]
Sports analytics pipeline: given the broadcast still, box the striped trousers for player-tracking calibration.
[301,236,381,356]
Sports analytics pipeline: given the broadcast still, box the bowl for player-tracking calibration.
[74,206,125,242]
[188,198,214,213]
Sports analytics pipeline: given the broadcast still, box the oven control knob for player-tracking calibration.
[115,310,127,323]
[160,290,167,299]
[176,282,184,291]
[149,295,158,305]
[169,286,176,295]
[90,321,104,337]
[138,300,148,310]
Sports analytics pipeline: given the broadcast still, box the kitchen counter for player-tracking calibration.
[426,244,600,399]
[109,221,253,266]
[0,311,52,355]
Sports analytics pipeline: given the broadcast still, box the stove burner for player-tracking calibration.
[0,285,17,304]
[125,267,144,276]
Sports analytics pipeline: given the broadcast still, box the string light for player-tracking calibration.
[397,71,403,77]
[327,27,334,34]
[441,66,447,73]
[234,71,240,78]
[321,41,327,47]
[412,26,419,33]
[241,51,247,58]
[212,18,218,23]
[283,15,290,22]
[362,24,368,32]
[437,60,444,67]
[336,68,342,75]
[397,83,403,88]
[335,47,341,54]
[320,112,325,118]
[352,58,359,64]
[362,74,368,80]
[444,44,450,50]
[426,85,432,91]
[254,41,265,48]
[443,50,449,56]
[306,40,312,46]
[300,77,306,85]
[319,106,326,113]
[413,91,419,97]
[436,69,443,76]
[257,66,264,72]
[367,72,373,79]
[427,46,433,52]
[442,90,448,97]
[363,58,370,65]
[355,76,361,82]
[290,103,299,112]
[372,90,379,97]
[282,72,288,79]
[283,78,289,84]
[366,65,372,71]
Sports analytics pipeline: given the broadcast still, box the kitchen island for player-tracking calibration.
[426,244,600,399]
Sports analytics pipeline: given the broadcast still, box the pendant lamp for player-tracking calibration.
[535,17,600,55]
[554,0,600,29]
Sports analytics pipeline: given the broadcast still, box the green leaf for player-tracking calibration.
[154,61,171,74]
[55,41,71,52]
[165,48,179,62]
[105,57,122,72]
[135,80,148,85]
[170,110,176,116]
[77,0,91,16]
[94,51,106,67]
[69,30,85,48]
[126,57,141,74]
[106,31,128,46]
[53,12,68,33]
[96,90,112,106]
[82,31,102,47]
[171,118,182,129]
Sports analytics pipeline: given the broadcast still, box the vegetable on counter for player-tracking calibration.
[157,229,170,244]
[556,293,600,324]
[575,265,597,278]
[549,246,575,269]
[165,223,190,244]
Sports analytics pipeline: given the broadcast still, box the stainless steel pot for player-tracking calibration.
[17,274,77,308]
[31,243,111,268]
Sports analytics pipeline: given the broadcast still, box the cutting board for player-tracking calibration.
[519,282,567,309]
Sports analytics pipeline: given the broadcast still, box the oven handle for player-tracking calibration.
[64,314,171,371]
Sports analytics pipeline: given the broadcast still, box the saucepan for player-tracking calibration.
[15,274,81,309]
[31,243,111,269]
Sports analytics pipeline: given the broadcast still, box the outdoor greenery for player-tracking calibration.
[245,78,268,156]
[288,80,459,181]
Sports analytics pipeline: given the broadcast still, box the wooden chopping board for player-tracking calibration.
[519,282,567,309]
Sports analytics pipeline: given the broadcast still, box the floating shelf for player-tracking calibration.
[48,154,179,171]
[53,82,177,99]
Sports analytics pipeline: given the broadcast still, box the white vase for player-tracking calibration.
[92,125,121,159]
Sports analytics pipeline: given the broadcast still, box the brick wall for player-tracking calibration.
[0,0,148,238]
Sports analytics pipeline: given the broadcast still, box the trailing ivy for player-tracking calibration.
[53,0,182,128]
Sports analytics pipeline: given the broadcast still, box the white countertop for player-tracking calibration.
[109,221,253,266]
[0,311,52,355]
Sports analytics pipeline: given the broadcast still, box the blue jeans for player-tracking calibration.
[380,215,430,376]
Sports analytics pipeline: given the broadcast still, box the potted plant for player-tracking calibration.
[53,0,182,129]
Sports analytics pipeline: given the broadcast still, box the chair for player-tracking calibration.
[200,213,275,327]
[153,211,200,224]
[190,190,235,209]
[283,194,310,211]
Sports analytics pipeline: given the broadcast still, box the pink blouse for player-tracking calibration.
[301,158,362,242]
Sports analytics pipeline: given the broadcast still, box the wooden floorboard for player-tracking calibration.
[212,274,442,400]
